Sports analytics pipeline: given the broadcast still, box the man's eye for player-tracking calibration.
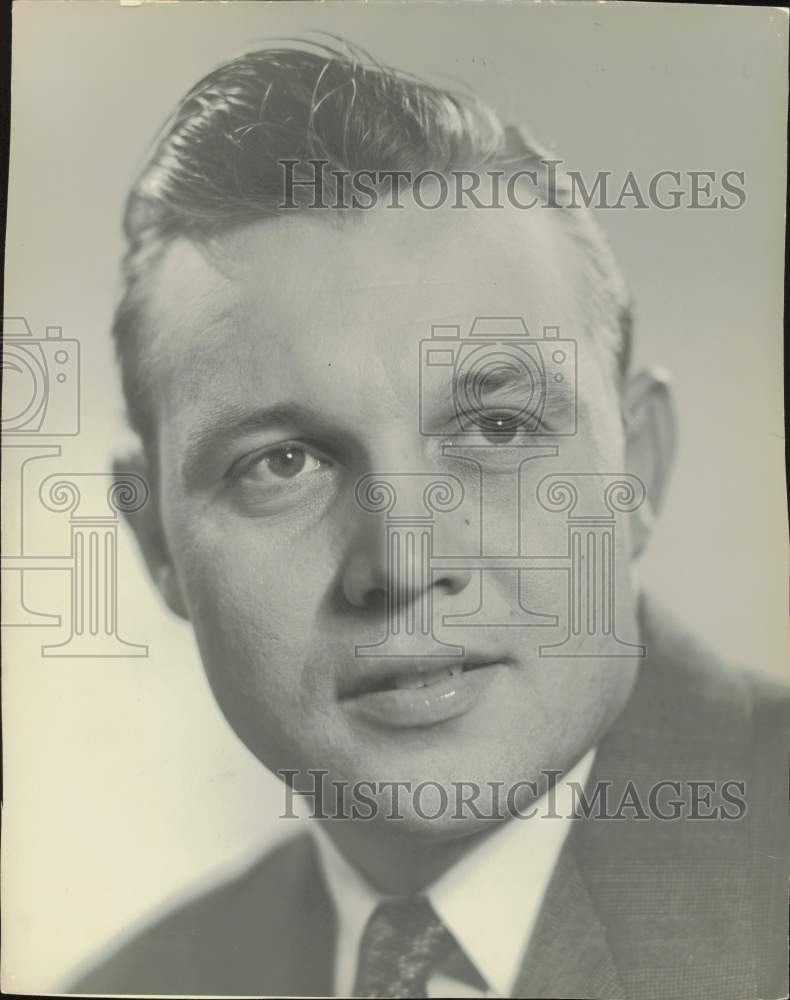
[461,408,546,444]
[233,443,329,485]
[475,409,522,444]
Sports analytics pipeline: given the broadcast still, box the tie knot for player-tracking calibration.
[353,895,457,999]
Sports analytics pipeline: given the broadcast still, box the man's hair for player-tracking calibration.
[115,38,632,445]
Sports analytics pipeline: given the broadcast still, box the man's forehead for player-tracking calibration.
[135,204,621,460]
[142,201,582,368]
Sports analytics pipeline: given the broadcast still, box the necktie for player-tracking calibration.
[352,895,460,998]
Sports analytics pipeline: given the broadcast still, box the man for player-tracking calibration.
[70,40,787,999]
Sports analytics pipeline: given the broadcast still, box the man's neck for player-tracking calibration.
[308,766,566,895]
[313,815,507,895]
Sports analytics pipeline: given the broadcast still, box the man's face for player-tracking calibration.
[136,201,643,833]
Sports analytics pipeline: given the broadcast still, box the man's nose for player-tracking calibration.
[340,475,472,611]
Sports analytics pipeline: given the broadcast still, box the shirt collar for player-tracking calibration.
[311,749,596,998]
[427,749,595,996]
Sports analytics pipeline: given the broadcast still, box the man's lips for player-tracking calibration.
[339,655,507,699]
[338,655,511,730]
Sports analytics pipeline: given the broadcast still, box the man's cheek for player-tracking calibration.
[189,574,326,717]
[191,563,315,642]
[169,527,321,650]
[172,512,332,600]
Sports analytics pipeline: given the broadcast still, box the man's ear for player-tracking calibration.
[622,368,677,559]
[113,451,189,621]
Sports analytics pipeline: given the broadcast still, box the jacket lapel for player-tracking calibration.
[510,595,760,1000]
[513,844,625,1000]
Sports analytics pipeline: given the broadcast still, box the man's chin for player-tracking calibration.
[316,807,512,843]
[278,757,545,831]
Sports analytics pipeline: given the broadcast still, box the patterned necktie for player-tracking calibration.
[352,895,460,999]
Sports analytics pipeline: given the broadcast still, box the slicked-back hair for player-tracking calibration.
[115,39,632,447]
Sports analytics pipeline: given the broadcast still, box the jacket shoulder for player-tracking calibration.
[578,599,789,1000]
[67,833,333,996]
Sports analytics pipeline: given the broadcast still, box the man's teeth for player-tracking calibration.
[393,664,463,690]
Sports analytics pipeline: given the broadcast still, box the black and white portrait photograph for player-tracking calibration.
[1,2,788,998]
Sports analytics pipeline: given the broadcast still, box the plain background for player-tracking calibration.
[2,1,788,992]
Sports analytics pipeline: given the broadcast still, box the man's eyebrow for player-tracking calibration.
[443,362,574,408]
[450,364,542,400]
[180,402,331,483]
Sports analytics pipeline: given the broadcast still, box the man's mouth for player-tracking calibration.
[340,656,504,699]
[338,655,509,729]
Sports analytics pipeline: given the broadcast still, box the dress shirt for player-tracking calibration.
[311,749,596,998]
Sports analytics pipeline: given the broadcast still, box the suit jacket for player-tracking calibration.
[69,600,789,999]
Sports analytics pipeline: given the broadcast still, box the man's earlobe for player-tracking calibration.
[112,452,190,621]
[622,368,677,559]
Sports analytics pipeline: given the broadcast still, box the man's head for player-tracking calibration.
[115,42,634,446]
[118,41,676,835]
